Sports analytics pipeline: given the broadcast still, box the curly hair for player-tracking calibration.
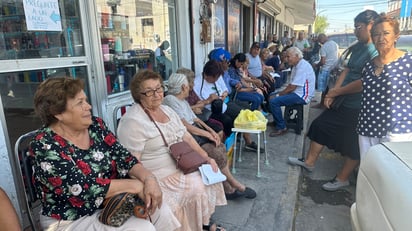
[130,70,163,103]
[371,13,400,36]
[34,77,84,126]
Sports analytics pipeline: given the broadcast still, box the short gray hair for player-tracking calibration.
[287,47,303,59]
[166,73,188,95]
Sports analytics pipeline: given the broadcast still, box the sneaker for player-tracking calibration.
[244,141,264,152]
[321,176,350,191]
[287,157,315,172]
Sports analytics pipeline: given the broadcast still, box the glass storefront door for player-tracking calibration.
[96,0,178,94]
[0,0,90,149]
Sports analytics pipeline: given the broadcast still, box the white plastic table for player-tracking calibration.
[231,127,269,177]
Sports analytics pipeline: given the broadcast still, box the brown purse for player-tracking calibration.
[169,141,208,174]
[99,193,149,227]
[144,108,207,174]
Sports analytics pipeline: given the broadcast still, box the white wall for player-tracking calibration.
[191,1,216,77]
[0,117,21,221]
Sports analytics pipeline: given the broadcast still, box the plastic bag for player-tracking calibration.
[234,109,267,131]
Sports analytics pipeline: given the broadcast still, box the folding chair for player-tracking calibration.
[112,103,133,134]
[13,130,40,231]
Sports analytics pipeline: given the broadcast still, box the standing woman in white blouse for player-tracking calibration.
[357,14,412,158]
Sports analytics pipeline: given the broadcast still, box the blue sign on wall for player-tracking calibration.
[400,0,412,17]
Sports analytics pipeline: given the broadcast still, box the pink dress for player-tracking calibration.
[117,104,226,231]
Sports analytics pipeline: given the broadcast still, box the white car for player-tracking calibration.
[351,142,412,231]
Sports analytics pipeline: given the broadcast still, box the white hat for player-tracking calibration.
[267,42,278,49]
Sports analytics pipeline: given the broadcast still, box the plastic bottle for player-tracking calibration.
[114,37,122,56]
[118,67,125,91]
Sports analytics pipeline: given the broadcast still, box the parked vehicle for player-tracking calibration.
[396,34,412,52]
[328,33,357,54]
[351,142,412,231]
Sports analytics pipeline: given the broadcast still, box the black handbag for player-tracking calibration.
[99,193,147,227]
[211,99,223,114]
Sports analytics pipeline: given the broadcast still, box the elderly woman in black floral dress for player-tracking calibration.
[30,77,179,230]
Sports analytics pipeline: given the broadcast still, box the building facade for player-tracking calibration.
[0,0,314,228]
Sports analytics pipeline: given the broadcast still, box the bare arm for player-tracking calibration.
[327,79,362,98]
[193,118,221,145]
[182,119,213,139]
[324,67,362,108]
[326,68,362,98]
[0,188,21,231]
[127,163,163,213]
[182,132,219,172]
[319,56,326,66]
[333,68,349,89]
[279,84,297,96]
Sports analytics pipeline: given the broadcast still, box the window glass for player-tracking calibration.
[213,1,226,48]
[0,67,90,148]
[0,0,84,60]
[97,0,177,94]
[228,0,240,55]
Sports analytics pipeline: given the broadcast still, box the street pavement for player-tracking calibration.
[213,92,355,231]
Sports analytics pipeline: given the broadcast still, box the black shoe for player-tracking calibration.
[244,141,264,152]
[243,187,257,199]
[225,190,244,200]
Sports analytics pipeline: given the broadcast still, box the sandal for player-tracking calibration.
[203,223,226,231]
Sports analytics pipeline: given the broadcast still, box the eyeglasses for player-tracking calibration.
[71,99,90,110]
[140,86,164,97]
[354,24,364,31]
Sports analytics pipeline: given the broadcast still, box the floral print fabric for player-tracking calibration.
[30,116,139,220]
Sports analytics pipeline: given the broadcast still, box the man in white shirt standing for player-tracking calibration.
[316,33,339,93]
[269,47,315,136]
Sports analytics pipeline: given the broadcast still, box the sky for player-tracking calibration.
[316,0,389,33]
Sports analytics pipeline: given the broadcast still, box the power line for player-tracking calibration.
[319,0,388,9]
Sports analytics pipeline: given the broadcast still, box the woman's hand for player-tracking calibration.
[207,158,219,172]
[326,88,339,98]
[143,175,162,214]
[192,107,203,114]
[207,131,221,146]
[128,163,162,214]
[235,82,242,91]
[207,94,219,103]
[324,96,334,109]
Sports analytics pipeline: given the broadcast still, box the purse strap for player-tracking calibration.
[142,106,169,147]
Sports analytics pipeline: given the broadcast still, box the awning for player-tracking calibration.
[283,0,315,25]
